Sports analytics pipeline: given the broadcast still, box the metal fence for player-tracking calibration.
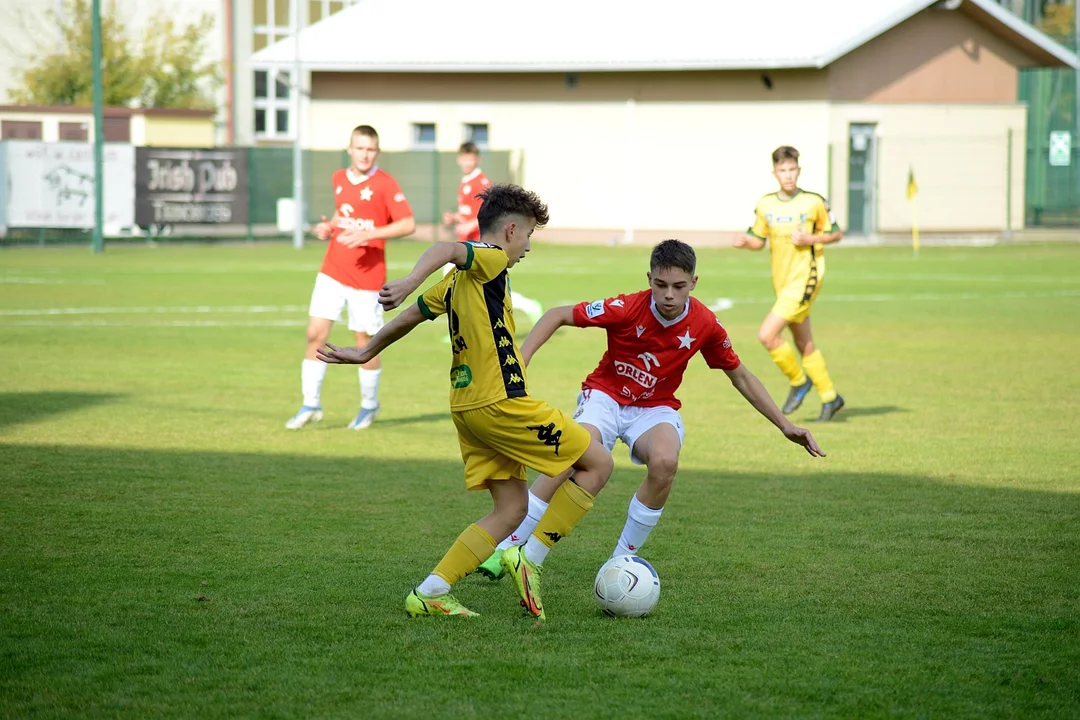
[1021,68,1080,227]
[248,148,514,233]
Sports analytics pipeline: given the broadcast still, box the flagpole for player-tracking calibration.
[911,197,919,257]
[907,166,919,257]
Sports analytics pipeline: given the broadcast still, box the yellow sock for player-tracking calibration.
[802,349,837,403]
[768,341,807,386]
[432,523,496,586]
[533,481,595,548]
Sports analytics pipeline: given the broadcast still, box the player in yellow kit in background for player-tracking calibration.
[734,145,846,421]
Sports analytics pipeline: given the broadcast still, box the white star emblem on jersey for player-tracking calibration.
[677,329,695,349]
[360,187,373,201]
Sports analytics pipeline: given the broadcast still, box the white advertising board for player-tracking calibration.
[0,140,135,231]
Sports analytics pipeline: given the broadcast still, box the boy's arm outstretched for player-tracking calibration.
[379,241,470,310]
[317,304,427,365]
[724,363,826,457]
[520,306,576,365]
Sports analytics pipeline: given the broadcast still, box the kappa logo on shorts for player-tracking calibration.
[527,422,562,456]
[543,531,563,544]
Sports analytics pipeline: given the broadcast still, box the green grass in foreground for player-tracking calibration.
[0,241,1078,718]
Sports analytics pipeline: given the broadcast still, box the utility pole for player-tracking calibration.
[292,0,304,250]
[91,0,104,253]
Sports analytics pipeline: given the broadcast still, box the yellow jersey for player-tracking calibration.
[748,190,839,294]
[417,242,527,412]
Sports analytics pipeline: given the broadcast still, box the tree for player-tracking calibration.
[10,0,219,109]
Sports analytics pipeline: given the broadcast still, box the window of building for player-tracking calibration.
[309,0,359,22]
[59,122,88,141]
[1,120,42,139]
[464,123,489,148]
[253,68,291,138]
[412,123,436,149]
[254,70,268,98]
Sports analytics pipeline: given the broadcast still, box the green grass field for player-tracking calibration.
[1,240,1078,719]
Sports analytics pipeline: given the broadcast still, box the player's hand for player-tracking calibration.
[316,342,373,365]
[791,228,814,246]
[442,211,455,226]
[782,424,825,457]
[379,276,420,310]
[313,216,332,240]
[731,235,749,249]
[338,228,371,248]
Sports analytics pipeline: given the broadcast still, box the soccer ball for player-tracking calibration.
[593,554,660,618]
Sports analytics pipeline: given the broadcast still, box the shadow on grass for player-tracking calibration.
[0,442,1077,718]
[367,412,446,428]
[829,405,908,421]
[0,392,122,431]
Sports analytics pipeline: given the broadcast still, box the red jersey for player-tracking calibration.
[320,167,413,290]
[571,290,741,409]
[456,169,491,241]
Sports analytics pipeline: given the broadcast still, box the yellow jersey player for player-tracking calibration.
[734,145,846,421]
[318,184,613,620]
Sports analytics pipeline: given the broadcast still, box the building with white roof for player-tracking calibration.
[250,0,1077,238]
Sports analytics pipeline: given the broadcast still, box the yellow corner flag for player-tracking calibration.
[907,167,919,256]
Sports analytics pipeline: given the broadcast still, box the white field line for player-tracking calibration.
[0,304,308,316]
[2,288,1079,328]
[3,319,308,328]
[705,288,1080,310]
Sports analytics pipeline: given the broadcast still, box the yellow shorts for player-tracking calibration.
[772,274,823,324]
[451,396,592,491]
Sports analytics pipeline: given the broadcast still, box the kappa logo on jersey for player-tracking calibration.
[527,422,563,456]
[614,359,657,389]
[636,325,646,337]
[585,300,605,319]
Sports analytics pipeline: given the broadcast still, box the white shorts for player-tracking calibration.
[572,388,685,465]
[308,272,384,334]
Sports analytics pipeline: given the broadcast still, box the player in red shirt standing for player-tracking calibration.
[286,125,415,431]
[479,239,824,587]
[441,142,544,326]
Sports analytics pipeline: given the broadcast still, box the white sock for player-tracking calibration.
[416,574,451,597]
[613,495,664,557]
[524,533,554,566]
[496,491,549,551]
[511,291,541,317]
[301,358,327,407]
[359,368,381,409]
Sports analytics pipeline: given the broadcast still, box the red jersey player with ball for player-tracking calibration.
[478,239,823,580]
[286,125,415,431]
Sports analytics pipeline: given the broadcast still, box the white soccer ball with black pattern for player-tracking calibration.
[593,555,660,618]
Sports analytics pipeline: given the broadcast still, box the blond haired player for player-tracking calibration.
[286,125,415,431]
[734,145,845,421]
[319,184,614,619]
